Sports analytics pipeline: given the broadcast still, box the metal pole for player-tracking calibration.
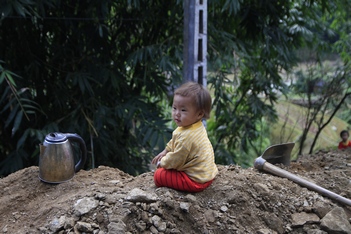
[183,0,207,87]
[254,157,351,207]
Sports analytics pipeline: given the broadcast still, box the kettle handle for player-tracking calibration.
[65,133,87,172]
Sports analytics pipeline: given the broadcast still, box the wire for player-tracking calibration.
[2,16,174,21]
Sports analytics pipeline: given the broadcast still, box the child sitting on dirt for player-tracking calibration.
[151,82,218,192]
[338,130,351,150]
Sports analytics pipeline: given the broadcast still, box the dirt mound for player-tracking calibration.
[1,150,351,234]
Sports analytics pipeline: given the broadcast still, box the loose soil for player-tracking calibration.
[0,149,351,233]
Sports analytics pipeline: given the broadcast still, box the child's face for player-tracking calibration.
[341,132,349,142]
[172,95,204,127]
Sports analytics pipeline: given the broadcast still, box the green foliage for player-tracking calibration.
[284,0,351,155]
[207,110,271,167]
[0,61,47,175]
[329,0,351,63]
[290,61,351,154]
[206,0,301,165]
[0,0,349,176]
[0,0,181,176]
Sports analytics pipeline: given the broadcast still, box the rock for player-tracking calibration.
[1,225,7,233]
[105,193,124,204]
[163,197,175,209]
[164,191,174,198]
[257,229,277,234]
[107,221,126,234]
[38,227,48,233]
[125,188,158,203]
[185,194,197,202]
[109,180,120,184]
[220,205,228,212]
[253,183,270,195]
[74,197,99,216]
[179,202,190,212]
[95,192,106,200]
[149,202,162,215]
[151,215,167,232]
[63,217,75,229]
[95,213,105,223]
[109,214,124,223]
[263,215,284,234]
[157,221,167,232]
[75,221,93,233]
[149,225,159,233]
[204,209,217,223]
[291,212,320,226]
[91,222,99,229]
[49,216,66,232]
[141,211,150,223]
[303,200,309,207]
[135,221,147,232]
[306,229,328,234]
[313,202,331,218]
[320,207,351,233]
[169,228,181,233]
[151,215,162,227]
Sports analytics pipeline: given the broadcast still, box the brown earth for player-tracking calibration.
[0,149,351,234]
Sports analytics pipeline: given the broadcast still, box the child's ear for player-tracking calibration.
[198,110,205,119]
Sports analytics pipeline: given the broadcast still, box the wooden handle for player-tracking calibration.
[262,161,351,207]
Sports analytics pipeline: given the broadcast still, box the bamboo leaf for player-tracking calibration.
[12,110,23,135]
[5,72,17,87]
[0,72,4,84]
[5,105,19,128]
[17,128,30,150]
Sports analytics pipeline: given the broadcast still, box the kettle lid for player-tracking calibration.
[45,132,67,143]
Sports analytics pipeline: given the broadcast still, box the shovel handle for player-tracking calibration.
[255,158,351,207]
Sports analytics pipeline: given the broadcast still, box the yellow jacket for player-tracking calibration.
[160,121,218,183]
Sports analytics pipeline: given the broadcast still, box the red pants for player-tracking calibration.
[154,168,213,192]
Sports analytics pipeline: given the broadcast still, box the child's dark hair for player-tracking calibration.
[340,130,349,137]
[174,82,212,119]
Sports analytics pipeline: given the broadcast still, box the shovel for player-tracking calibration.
[254,143,351,207]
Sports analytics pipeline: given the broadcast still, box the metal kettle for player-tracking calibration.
[39,132,87,183]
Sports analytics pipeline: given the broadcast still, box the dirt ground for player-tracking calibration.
[1,148,351,234]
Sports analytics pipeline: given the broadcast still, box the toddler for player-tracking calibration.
[338,130,351,150]
[151,82,218,192]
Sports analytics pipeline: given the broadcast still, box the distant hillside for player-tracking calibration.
[270,100,350,158]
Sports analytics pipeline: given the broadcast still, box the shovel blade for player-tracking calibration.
[261,142,295,166]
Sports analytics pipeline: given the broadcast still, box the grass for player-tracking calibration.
[270,100,350,159]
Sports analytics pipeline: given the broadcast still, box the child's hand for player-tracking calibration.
[151,149,168,165]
